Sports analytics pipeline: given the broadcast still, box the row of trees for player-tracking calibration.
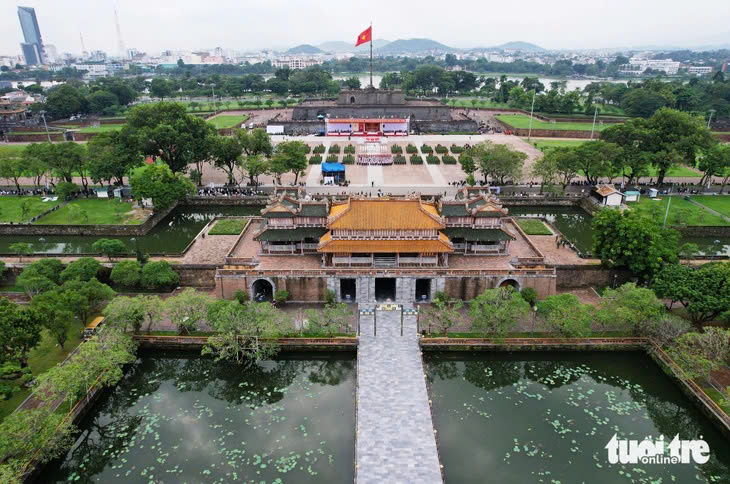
[457,141,528,185]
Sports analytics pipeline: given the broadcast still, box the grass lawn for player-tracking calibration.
[627,196,728,226]
[516,218,553,235]
[206,114,249,129]
[0,323,84,421]
[0,145,26,157]
[526,139,588,151]
[209,218,247,235]
[0,196,60,222]
[690,195,730,218]
[77,124,125,134]
[496,114,605,131]
[445,99,511,109]
[36,198,149,225]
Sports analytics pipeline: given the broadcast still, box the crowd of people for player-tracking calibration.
[356,154,393,165]
[196,186,268,197]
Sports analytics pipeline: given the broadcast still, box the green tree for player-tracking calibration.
[654,262,730,324]
[41,142,86,184]
[9,242,31,263]
[668,327,730,379]
[458,153,475,177]
[595,283,665,333]
[110,260,142,287]
[164,288,212,334]
[86,131,143,186]
[305,303,352,336]
[0,299,42,368]
[203,300,287,362]
[130,164,196,211]
[87,90,119,114]
[140,260,179,290]
[59,257,102,282]
[575,141,623,185]
[44,83,87,119]
[422,296,463,336]
[600,121,652,184]
[469,287,529,339]
[210,135,243,185]
[592,208,680,282]
[271,141,308,185]
[30,290,74,348]
[698,143,730,189]
[0,157,24,192]
[149,78,173,100]
[91,238,127,261]
[103,295,146,333]
[59,278,115,325]
[241,155,270,187]
[537,293,593,337]
[471,141,527,184]
[123,102,215,173]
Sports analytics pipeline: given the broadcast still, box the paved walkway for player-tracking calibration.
[356,306,443,484]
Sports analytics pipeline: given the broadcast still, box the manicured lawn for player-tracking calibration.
[77,124,125,133]
[0,145,26,157]
[35,198,148,225]
[0,323,84,421]
[516,218,553,235]
[209,218,247,235]
[691,195,730,218]
[627,196,728,226]
[526,139,588,151]
[0,196,60,222]
[496,114,605,131]
[206,114,249,129]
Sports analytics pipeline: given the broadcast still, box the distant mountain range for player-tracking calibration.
[289,38,547,55]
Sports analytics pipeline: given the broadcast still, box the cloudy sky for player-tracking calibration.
[2,0,729,56]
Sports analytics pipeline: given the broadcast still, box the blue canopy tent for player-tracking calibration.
[321,162,346,184]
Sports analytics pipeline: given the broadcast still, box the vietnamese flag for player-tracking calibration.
[355,26,372,47]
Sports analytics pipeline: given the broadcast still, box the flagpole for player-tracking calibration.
[370,21,373,88]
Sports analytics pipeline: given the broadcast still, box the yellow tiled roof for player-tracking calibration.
[318,236,453,253]
[328,198,443,230]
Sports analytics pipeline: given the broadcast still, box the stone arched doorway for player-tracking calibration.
[498,278,520,291]
[251,278,274,302]
[350,96,356,104]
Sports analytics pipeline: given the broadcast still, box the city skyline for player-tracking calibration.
[1,0,730,58]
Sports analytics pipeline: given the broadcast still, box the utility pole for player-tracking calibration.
[590,105,599,140]
[369,22,373,88]
[663,196,672,227]
[527,91,536,141]
[707,109,716,129]
[212,84,216,114]
[40,110,51,142]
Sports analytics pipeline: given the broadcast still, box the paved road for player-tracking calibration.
[356,306,443,484]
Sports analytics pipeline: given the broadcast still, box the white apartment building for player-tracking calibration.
[687,66,713,75]
[620,57,681,75]
[73,63,109,77]
[271,57,323,70]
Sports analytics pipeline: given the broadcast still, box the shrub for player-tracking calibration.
[60,257,102,282]
[435,144,448,154]
[328,144,340,154]
[303,144,311,154]
[520,287,538,307]
[110,260,142,287]
[420,144,433,154]
[56,182,80,201]
[325,289,336,307]
[442,155,457,165]
[326,154,339,162]
[450,144,464,154]
[91,238,127,261]
[410,154,423,164]
[393,155,406,164]
[344,144,355,154]
[406,144,418,154]
[313,144,326,154]
[234,289,249,304]
[426,155,440,165]
[391,145,403,154]
[309,155,322,164]
[459,153,473,165]
[342,154,355,164]
[140,261,179,290]
[274,289,289,304]
[466,173,476,186]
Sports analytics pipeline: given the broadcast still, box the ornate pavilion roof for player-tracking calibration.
[327,198,444,231]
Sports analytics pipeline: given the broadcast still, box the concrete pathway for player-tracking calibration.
[305,164,321,187]
[425,161,448,186]
[356,306,443,484]
[366,165,385,187]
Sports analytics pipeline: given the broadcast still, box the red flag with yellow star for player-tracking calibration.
[355,26,372,47]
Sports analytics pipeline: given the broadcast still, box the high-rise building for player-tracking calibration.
[17,6,45,65]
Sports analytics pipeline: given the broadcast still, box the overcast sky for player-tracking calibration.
[2,0,729,56]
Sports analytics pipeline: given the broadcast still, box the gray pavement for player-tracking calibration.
[356,306,443,484]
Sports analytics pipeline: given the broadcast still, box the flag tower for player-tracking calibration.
[355,24,373,87]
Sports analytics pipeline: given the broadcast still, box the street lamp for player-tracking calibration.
[39,110,51,142]
[590,105,599,141]
[707,109,716,129]
[211,84,216,115]
[527,90,536,142]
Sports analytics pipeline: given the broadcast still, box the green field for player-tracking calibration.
[516,218,553,235]
[691,195,730,218]
[497,114,605,131]
[78,124,125,133]
[0,145,26,157]
[36,198,147,225]
[209,218,248,235]
[526,139,588,150]
[0,324,84,421]
[206,114,249,129]
[0,196,60,222]
[627,196,728,226]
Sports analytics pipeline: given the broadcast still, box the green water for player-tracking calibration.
[508,206,595,255]
[41,352,356,483]
[0,206,262,255]
[508,205,730,257]
[425,352,730,483]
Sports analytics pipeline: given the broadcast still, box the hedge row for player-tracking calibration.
[344,144,356,154]
[313,144,326,154]
[342,154,355,164]
[410,154,423,164]
[421,144,433,154]
[309,155,322,164]
[443,155,457,165]
[393,155,406,164]
[426,155,440,164]
[391,145,403,154]
[406,144,418,154]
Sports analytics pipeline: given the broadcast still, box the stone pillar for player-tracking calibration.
[434,277,446,296]
[327,277,338,301]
